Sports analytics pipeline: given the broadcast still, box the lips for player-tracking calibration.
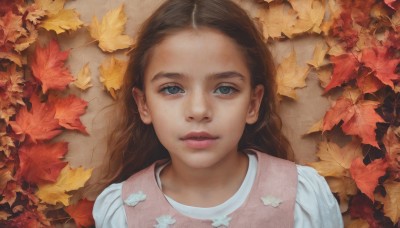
[180,132,218,149]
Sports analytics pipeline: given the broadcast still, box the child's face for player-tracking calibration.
[133,28,264,169]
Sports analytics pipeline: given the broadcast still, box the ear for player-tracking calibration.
[132,87,152,124]
[246,85,264,124]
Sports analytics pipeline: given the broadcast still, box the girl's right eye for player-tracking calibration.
[160,86,184,95]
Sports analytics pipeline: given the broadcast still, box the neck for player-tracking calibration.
[160,150,249,207]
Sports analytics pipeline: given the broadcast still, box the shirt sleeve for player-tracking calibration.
[294,165,344,228]
[93,183,127,228]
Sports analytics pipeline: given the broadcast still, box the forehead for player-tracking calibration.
[144,28,250,82]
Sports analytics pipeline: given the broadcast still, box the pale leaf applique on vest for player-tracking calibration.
[211,215,232,227]
[154,215,176,228]
[261,195,282,208]
[124,191,147,207]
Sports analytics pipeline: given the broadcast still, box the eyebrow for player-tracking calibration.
[150,71,246,82]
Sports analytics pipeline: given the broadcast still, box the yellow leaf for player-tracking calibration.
[15,23,38,52]
[99,56,128,99]
[35,0,64,15]
[307,41,328,68]
[326,176,357,212]
[315,66,332,88]
[0,211,11,220]
[40,9,83,34]
[89,4,133,52]
[305,119,323,134]
[74,63,92,91]
[276,51,309,100]
[326,36,346,56]
[289,0,325,35]
[255,3,297,39]
[36,165,92,206]
[309,139,363,177]
[383,180,400,223]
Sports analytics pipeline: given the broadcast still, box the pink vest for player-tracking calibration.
[122,150,298,227]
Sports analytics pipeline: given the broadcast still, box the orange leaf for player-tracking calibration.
[17,142,68,184]
[65,199,95,228]
[50,95,88,134]
[324,53,359,92]
[361,46,399,89]
[9,94,62,143]
[30,39,74,93]
[350,158,388,201]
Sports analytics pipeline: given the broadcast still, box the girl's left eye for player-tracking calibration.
[215,86,237,95]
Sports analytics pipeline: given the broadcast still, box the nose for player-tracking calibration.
[184,89,212,122]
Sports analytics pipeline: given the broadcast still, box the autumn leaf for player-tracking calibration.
[276,51,309,100]
[40,9,83,34]
[14,23,38,52]
[331,11,359,50]
[0,11,26,44]
[0,64,25,122]
[74,63,93,91]
[65,199,95,228]
[305,119,323,134]
[89,4,133,52]
[35,0,63,15]
[9,94,62,143]
[349,194,380,227]
[50,95,88,134]
[326,176,358,212]
[323,90,384,147]
[315,66,332,88]
[309,139,363,177]
[288,0,325,34]
[382,180,400,223]
[99,56,127,99]
[361,46,399,89]
[30,39,74,93]
[17,142,68,184]
[382,127,400,179]
[0,181,22,206]
[0,168,13,191]
[350,158,388,201]
[36,165,92,206]
[255,2,297,39]
[307,41,329,68]
[324,53,360,92]
[356,69,384,94]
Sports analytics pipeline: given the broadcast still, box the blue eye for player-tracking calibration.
[215,86,236,95]
[161,86,184,95]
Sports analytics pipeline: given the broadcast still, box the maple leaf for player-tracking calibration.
[324,53,360,92]
[331,11,359,50]
[255,2,297,39]
[0,11,25,44]
[309,140,363,177]
[65,199,95,228]
[89,4,133,52]
[0,210,48,228]
[0,181,22,206]
[17,142,68,184]
[288,0,325,34]
[0,52,22,66]
[276,51,309,100]
[30,39,74,93]
[19,4,46,25]
[307,41,329,68]
[0,167,13,190]
[315,66,332,88]
[35,0,64,15]
[356,69,384,94]
[382,180,400,223]
[361,46,399,89]
[0,131,14,157]
[99,56,128,99]
[73,63,93,91]
[50,94,88,134]
[326,176,358,212]
[36,165,92,206]
[14,23,38,52]
[349,194,380,228]
[350,158,388,201]
[382,127,400,179]
[40,9,83,34]
[0,64,25,122]
[323,90,384,147]
[9,94,62,143]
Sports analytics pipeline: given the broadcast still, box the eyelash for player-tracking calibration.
[159,84,239,96]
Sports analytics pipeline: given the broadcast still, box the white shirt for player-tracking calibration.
[93,155,343,228]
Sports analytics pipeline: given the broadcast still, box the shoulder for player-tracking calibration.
[93,183,127,228]
[294,165,344,228]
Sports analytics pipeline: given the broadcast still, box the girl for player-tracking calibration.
[93,0,343,227]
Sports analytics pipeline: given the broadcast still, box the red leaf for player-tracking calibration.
[356,69,384,94]
[50,95,88,134]
[9,94,62,143]
[17,142,68,184]
[331,12,359,50]
[349,194,380,228]
[361,47,400,89]
[350,158,388,201]
[324,54,359,92]
[65,199,95,228]
[323,97,384,147]
[30,39,74,93]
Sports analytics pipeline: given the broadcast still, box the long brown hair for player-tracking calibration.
[99,0,293,190]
